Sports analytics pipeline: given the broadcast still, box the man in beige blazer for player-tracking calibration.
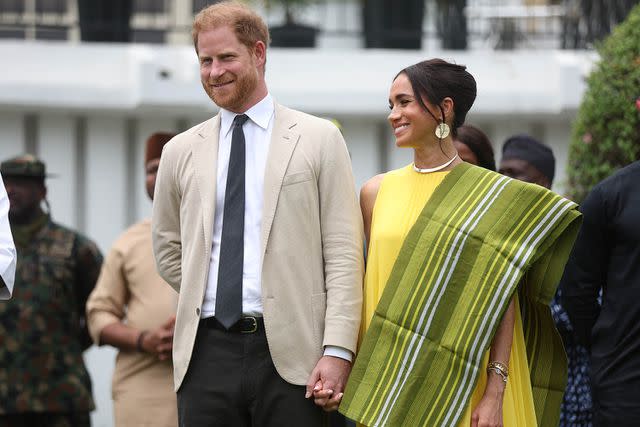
[151,2,363,426]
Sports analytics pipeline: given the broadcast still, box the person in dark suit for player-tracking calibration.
[561,161,640,427]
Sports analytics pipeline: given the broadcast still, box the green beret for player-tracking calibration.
[0,154,47,179]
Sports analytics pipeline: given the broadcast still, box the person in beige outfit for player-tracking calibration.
[151,1,363,426]
[87,132,178,427]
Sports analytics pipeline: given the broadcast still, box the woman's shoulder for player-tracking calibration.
[360,173,386,204]
[361,165,413,201]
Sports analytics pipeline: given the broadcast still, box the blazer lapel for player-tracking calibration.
[261,104,299,258]
[192,115,221,253]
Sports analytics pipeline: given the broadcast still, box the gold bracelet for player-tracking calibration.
[488,361,508,374]
[487,361,509,383]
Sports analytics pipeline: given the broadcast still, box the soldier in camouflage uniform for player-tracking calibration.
[0,155,103,427]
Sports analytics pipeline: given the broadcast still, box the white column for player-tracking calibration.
[342,117,384,190]
[38,114,77,229]
[544,117,573,196]
[0,113,25,160]
[85,346,116,427]
[167,0,193,45]
[67,0,80,42]
[83,117,125,427]
[84,116,128,252]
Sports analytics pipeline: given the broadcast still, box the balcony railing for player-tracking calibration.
[0,0,635,49]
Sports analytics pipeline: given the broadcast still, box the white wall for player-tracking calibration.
[0,113,25,162]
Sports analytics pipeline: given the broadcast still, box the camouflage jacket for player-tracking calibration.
[0,216,103,414]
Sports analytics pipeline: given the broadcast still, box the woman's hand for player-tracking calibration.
[472,295,515,426]
[470,389,503,427]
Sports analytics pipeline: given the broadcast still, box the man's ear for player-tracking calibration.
[39,183,47,201]
[253,40,266,69]
[530,164,552,189]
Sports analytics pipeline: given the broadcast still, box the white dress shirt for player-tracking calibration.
[200,94,351,361]
[202,93,274,318]
[0,176,16,299]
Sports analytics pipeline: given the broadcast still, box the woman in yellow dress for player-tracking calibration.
[340,59,580,426]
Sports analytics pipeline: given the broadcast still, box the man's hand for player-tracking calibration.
[140,315,176,360]
[305,355,352,412]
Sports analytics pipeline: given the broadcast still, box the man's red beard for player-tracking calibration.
[202,70,258,112]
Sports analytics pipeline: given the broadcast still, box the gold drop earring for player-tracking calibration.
[435,106,450,139]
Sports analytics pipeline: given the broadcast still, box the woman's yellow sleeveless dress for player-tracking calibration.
[362,165,538,426]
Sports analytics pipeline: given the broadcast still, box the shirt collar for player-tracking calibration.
[220,93,274,138]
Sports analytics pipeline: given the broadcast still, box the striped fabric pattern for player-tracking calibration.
[340,163,581,427]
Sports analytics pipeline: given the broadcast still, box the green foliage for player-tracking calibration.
[567,3,640,202]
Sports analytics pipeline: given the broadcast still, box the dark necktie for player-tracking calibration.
[215,114,249,329]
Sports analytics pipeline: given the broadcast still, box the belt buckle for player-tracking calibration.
[241,316,258,334]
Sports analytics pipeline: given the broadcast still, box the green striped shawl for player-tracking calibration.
[340,163,581,427]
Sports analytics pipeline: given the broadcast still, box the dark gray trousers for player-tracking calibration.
[177,320,327,427]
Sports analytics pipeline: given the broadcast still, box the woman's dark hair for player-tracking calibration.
[454,124,496,171]
[397,58,477,137]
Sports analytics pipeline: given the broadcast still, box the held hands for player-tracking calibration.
[305,355,352,412]
[139,315,176,361]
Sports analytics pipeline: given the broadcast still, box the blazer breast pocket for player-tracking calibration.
[282,170,313,186]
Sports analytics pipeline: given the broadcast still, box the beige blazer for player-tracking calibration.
[152,103,364,390]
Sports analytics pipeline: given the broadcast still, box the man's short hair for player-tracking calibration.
[192,0,270,53]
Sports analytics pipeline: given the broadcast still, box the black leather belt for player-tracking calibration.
[202,316,264,334]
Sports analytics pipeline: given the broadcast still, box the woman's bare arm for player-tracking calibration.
[471,296,515,427]
[360,174,384,253]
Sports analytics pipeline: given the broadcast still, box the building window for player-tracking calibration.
[192,0,223,14]
[131,0,168,44]
[134,0,166,14]
[0,0,70,40]
[0,0,24,13]
[36,25,67,39]
[0,28,25,39]
[36,0,67,14]
[132,29,165,43]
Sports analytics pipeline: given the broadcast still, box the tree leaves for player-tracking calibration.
[567,3,640,202]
